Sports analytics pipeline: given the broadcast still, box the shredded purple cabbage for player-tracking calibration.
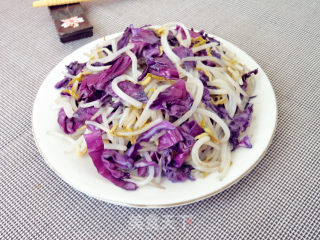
[158,129,184,151]
[146,53,180,79]
[84,131,137,190]
[229,103,254,150]
[58,107,100,134]
[160,149,194,182]
[118,81,148,103]
[55,61,86,89]
[150,79,193,118]
[54,24,258,190]
[238,135,252,149]
[242,69,258,91]
[173,46,195,71]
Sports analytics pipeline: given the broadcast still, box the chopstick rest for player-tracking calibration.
[49,3,93,43]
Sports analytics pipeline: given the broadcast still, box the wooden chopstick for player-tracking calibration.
[33,0,92,8]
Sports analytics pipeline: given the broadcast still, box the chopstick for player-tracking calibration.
[33,0,92,8]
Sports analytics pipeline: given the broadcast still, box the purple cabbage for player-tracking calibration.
[165,164,194,183]
[167,30,179,46]
[137,67,150,81]
[131,27,159,45]
[84,131,137,190]
[146,53,180,79]
[126,120,176,159]
[201,85,231,120]
[137,120,176,143]
[66,61,86,76]
[103,81,118,98]
[176,26,201,40]
[160,121,203,169]
[158,129,184,151]
[117,25,179,80]
[117,25,160,60]
[142,43,160,59]
[210,50,221,59]
[101,158,130,179]
[55,76,72,89]
[241,69,258,90]
[55,61,86,89]
[98,83,117,107]
[150,79,193,118]
[136,120,202,169]
[134,158,158,168]
[179,120,204,137]
[173,46,195,71]
[178,26,220,46]
[160,149,194,183]
[79,25,162,103]
[96,55,132,90]
[117,25,159,51]
[137,167,148,177]
[171,121,203,167]
[176,25,187,39]
[57,107,99,134]
[118,81,148,103]
[80,55,132,101]
[198,30,220,46]
[117,26,132,50]
[133,151,161,178]
[189,28,201,38]
[199,70,209,86]
[173,135,195,168]
[238,135,252,149]
[137,43,160,81]
[102,149,134,170]
[229,103,254,150]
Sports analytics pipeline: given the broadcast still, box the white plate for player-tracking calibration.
[32,32,277,208]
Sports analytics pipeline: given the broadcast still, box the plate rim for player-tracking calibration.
[32,32,278,208]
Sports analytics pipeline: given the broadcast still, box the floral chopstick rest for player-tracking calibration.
[49,3,93,43]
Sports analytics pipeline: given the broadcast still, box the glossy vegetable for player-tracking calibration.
[54,23,257,190]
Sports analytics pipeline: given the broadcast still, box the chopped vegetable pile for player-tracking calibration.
[54,23,258,190]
